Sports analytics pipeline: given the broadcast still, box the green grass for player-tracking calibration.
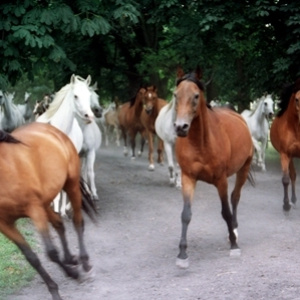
[0,219,37,299]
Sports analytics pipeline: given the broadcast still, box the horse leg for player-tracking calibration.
[176,173,196,268]
[139,133,146,156]
[252,138,262,168]
[289,159,297,205]
[0,222,62,300]
[217,177,240,256]
[164,141,176,186]
[157,136,164,165]
[280,153,291,211]
[64,181,93,276]
[230,159,252,241]
[261,139,267,172]
[46,207,78,265]
[114,124,121,147]
[120,126,128,156]
[130,132,136,159]
[85,149,98,201]
[148,132,155,171]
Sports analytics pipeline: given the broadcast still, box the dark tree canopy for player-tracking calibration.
[0,0,299,109]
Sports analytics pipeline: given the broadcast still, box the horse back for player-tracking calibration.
[0,123,80,214]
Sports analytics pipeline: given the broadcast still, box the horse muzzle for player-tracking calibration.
[174,122,189,137]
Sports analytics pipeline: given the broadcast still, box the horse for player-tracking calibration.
[32,94,53,120]
[0,91,25,132]
[270,78,300,212]
[118,87,146,158]
[17,91,33,123]
[37,75,95,216]
[155,96,181,187]
[241,94,274,171]
[97,98,121,147]
[173,67,254,269]
[140,86,167,170]
[0,122,97,300]
[78,83,102,202]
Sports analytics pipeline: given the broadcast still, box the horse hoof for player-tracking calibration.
[148,164,155,171]
[169,178,176,186]
[176,257,189,269]
[131,156,136,160]
[78,266,95,283]
[230,248,241,257]
[138,151,142,157]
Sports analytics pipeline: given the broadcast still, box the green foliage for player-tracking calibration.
[0,0,299,108]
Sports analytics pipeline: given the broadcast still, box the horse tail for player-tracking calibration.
[247,165,256,187]
[80,177,98,223]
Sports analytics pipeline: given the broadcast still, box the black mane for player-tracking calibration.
[0,131,21,144]
[277,78,300,117]
[176,72,205,92]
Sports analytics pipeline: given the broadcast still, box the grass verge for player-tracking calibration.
[0,219,37,299]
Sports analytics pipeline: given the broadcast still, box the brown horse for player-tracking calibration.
[118,88,146,158]
[0,122,97,300]
[140,86,167,170]
[174,67,254,268]
[270,78,300,211]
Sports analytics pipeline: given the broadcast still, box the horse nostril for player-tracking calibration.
[182,124,189,131]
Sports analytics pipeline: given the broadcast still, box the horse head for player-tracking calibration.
[262,94,274,120]
[143,86,158,115]
[70,74,94,123]
[89,82,103,118]
[173,67,205,137]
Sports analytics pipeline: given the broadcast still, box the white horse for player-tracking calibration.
[37,75,95,216]
[241,94,274,171]
[17,91,33,123]
[97,101,120,147]
[0,91,25,132]
[78,84,102,202]
[155,97,181,188]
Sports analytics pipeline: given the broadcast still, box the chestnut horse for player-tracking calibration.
[140,86,167,170]
[174,67,254,268]
[0,122,97,300]
[270,79,300,211]
[118,88,146,158]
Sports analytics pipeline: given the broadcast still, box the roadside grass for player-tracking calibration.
[0,219,37,299]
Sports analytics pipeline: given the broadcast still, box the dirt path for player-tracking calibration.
[7,143,300,300]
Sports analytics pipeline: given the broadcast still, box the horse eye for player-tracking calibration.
[264,102,267,106]
[74,95,78,100]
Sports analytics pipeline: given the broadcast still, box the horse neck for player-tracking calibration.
[42,87,76,135]
[189,97,210,149]
[252,100,265,123]
[133,95,143,117]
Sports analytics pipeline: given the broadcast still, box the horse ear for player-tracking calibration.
[86,75,92,86]
[70,74,76,84]
[176,67,185,79]
[195,66,203,80]
[92,81,98,91]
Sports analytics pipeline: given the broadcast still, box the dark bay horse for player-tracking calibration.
[140,86,167,170]
[118,87,146,158]
[174,67,254,268]
[0,122,97,300]
[270,78,300,211]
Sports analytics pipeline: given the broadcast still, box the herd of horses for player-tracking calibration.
[0,70,300,300]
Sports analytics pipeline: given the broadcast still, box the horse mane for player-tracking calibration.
[0,130,21,144]
[277,78,300,117]
[42,84,71,119]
